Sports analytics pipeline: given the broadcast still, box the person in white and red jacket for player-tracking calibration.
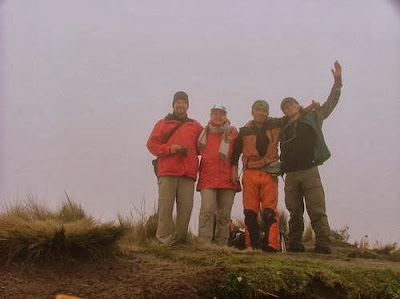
[197,104,241,246]
[147,91,203,245]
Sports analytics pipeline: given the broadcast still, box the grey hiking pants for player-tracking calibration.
[157,176,195,245]
[198,189,235,246]
[284,167,331,249]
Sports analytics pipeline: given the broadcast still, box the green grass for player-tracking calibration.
[125,208,399,298]
[140,244,400,298]
[0,198,126,263]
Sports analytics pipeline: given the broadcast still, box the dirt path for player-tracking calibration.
[0,253,225,299]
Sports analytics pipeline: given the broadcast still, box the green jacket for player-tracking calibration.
[281,81,342,166]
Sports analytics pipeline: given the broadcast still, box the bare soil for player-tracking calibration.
[0,252,225,299]
[1,248,399,299]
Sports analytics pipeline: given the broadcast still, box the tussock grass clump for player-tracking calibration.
[372,241,398,255]
[0,199,126,263]
[58,197,88,222]
[118,211,158,247]
[348,242,400,262]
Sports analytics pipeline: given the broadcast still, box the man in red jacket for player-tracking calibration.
[147,91,203,245]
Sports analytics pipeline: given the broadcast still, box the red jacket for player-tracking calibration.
[147,116,203,180]
[197,127,241,191]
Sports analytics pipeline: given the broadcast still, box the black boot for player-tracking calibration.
[244,209,260,249]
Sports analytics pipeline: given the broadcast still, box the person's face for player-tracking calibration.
[282,101,300,119]
[252,105,269,123]
[210,109,227,126]
[173,99,188,117]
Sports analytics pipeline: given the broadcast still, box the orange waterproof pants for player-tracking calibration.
[242,169,279,250]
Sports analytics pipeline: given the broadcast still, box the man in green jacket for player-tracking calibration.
[280,61,342,254]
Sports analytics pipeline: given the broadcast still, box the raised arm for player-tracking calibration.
[317,61,343,120]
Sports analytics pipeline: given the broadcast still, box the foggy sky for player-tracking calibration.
[1,0,399,244]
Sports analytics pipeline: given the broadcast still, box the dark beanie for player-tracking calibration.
[280,97,299,111]
[172,91,189,107]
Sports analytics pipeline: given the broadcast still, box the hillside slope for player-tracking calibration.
[1,245,399,298]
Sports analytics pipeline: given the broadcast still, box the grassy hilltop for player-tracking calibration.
[0,199,399,298]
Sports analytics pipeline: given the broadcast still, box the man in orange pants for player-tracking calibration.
[231,100,282,252]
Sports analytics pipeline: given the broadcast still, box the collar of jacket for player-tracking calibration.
[245,117,272,128]
[165,113,192,122]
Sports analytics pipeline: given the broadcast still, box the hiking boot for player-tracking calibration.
[287,244,305,253]
[260,244,278,253]
[314,245,332,254]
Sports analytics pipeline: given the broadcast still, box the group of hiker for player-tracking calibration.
[146,61,342,254]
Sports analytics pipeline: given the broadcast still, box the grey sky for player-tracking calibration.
[1,1,399,244]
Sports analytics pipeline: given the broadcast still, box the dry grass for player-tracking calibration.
[0,198,126,264]
[302,220,315,244]
[278,210,289,235]
[118,210,158,247]
[370,241,400,261]
[117,205,201,250]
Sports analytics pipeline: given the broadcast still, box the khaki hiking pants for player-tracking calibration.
[198,189,235,246]
[157,176,195,245]
[284,166,331,249]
